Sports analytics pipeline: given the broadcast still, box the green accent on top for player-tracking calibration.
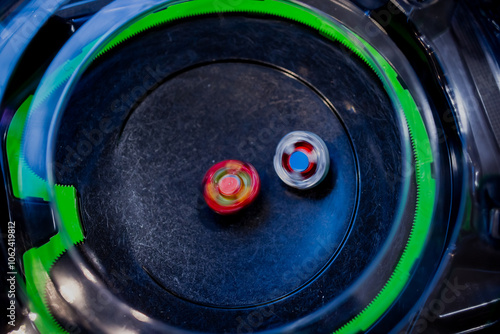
[23,184,85,334]
[31,42,98,112]
[6,96,50,200]
[10,1,436,333]
[53,185,85,244]
[24,237,66,334]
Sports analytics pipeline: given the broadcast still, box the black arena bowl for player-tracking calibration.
[1,0,500,334]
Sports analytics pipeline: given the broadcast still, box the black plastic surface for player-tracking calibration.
[52,14,415,332]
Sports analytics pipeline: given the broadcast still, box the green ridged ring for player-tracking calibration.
[8,0,436,333]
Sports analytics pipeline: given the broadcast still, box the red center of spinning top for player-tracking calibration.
[219,175,241,196]
[203,160,260,215]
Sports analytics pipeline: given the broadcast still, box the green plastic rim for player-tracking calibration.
[6,0,436,333]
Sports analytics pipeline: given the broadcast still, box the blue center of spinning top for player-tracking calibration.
[289,151,309,172]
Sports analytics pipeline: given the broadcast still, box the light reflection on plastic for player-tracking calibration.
[131,309,149,323]
[9,325,26,334]
[81,266,97,284]
[28,312,37,321]
[109,327,138,334]
[59,279,82,304]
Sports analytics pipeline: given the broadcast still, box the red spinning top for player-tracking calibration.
[202,160,260,215]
